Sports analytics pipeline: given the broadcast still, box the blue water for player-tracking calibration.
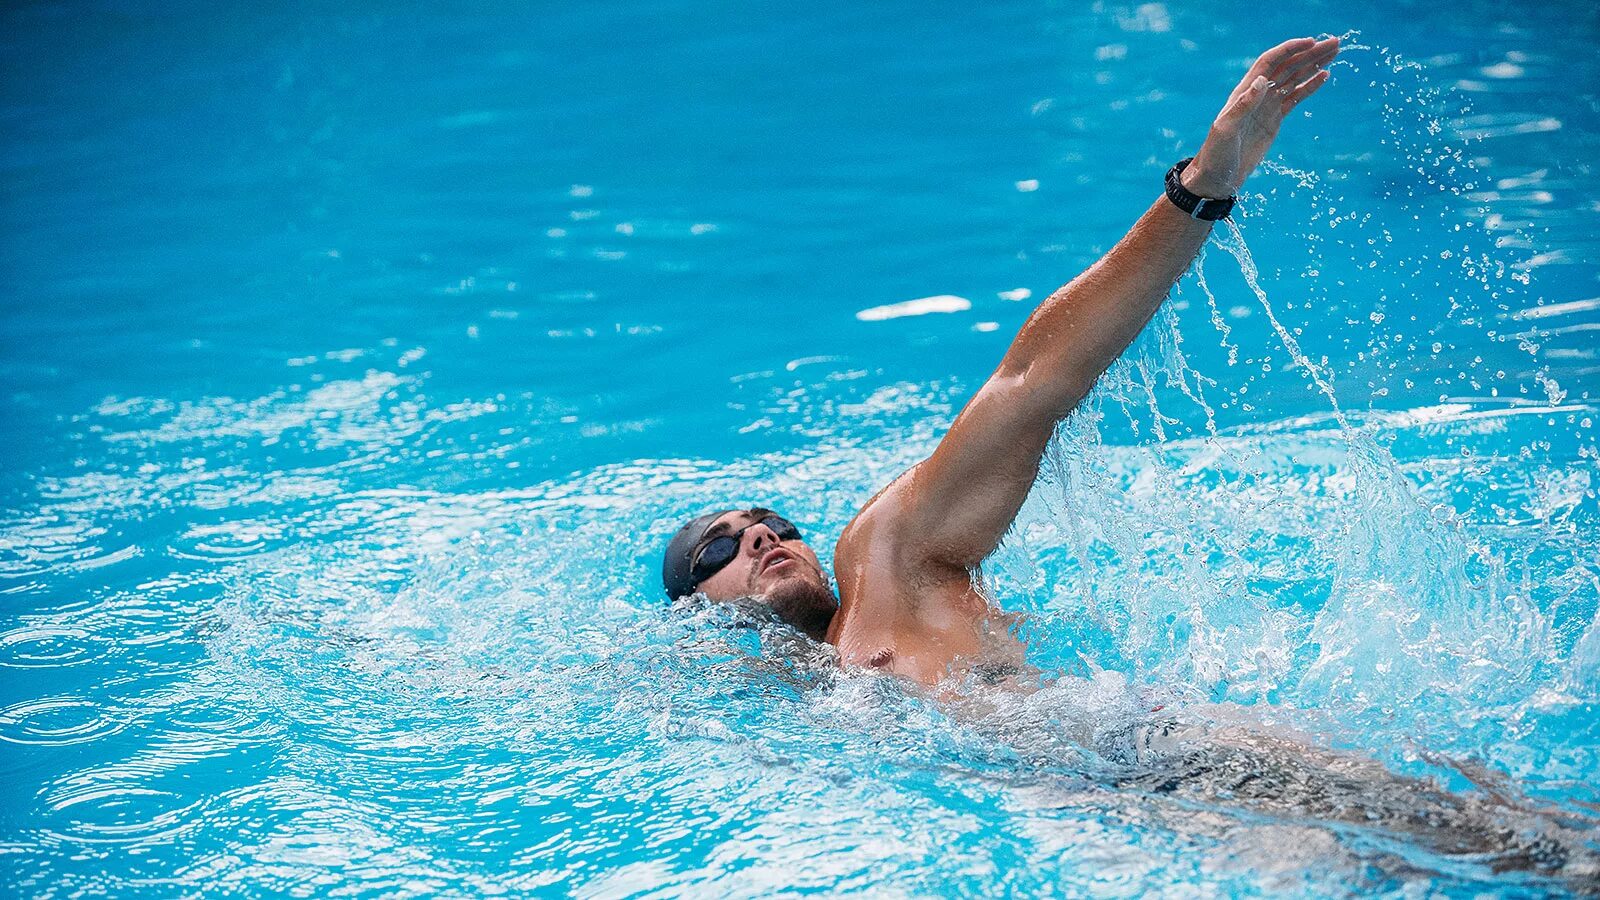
[3,1,1598,895]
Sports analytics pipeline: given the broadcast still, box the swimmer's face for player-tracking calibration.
[693,508,837,638]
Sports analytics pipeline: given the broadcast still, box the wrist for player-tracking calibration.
[1164,157,1235,221]
[1179,164,1234,200]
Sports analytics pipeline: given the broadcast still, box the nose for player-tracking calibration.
[744,522,781,555]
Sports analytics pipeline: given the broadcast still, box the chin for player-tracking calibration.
[759,575,838,636]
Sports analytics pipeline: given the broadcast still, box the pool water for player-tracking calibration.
[3,1,1598,896]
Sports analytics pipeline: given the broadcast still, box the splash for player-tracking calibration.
[983,36,1599,849]
[2,21,1597,900]
[1213,219,1348,429]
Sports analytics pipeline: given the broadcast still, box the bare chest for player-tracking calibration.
[827,554,1024,687]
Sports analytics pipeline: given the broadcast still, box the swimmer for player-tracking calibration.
[659,42,1600,885]
[662,37,1342,684]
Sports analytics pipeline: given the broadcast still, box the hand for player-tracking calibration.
[1183,36,1340,199]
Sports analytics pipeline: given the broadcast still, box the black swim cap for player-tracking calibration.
[661,509,737,601]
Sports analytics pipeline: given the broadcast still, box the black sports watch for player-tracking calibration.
[1164,157,1235,221]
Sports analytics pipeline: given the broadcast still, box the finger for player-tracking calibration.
[1296,39,1341,76]
[1265,53,1336,109]
[1230,39,1312,103]
[1268,37,1340,85]
[1267,38,1338,84]
[1274,50,1336,90]
[1281,69,1331,113]
[1269,55,1333,104]
[1246,37,1318,85]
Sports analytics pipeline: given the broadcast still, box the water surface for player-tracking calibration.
[2,1,1599,895]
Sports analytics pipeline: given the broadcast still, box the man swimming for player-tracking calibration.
[661,37,1342,686]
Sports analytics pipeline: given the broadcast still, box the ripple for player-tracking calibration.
[41,783,202,845]
[0,697,124,746]
[60,543,141,573]
[0,625,113,668]
[163,704,279,739]
[1479,61,1525,79]
[1511,296,1600,321]
[0,519,114,578]
[1448,112,1562,140]
[170,522,282,561]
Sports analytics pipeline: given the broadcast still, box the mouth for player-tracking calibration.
[758,547,797,575]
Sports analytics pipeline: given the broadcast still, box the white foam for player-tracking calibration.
[855,295,971,322]
[1511,296,1600,320]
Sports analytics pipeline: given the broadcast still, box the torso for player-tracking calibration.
[825,487,1028,687]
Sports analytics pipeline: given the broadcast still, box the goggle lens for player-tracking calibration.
[689,515,802,587]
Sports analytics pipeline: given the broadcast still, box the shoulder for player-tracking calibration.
[838,461,979,575]
[835,465,918,568]
[834,464,970,594]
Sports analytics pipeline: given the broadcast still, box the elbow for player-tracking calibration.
[992,360,1094,424]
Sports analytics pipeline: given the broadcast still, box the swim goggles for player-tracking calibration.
[690,514,803,587]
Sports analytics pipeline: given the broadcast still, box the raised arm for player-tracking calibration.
[863,37,1339,572]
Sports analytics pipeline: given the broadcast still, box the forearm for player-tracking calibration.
[996,31,1341,421]
[999,197,1211,419]
[880,196,1211,570]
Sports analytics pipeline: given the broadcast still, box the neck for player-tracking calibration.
[795,605,835,643]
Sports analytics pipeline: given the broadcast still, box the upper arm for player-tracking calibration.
[866,197,1210,572]
[869,364,1066,571]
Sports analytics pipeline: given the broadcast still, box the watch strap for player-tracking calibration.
[1164,157,1235,221]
